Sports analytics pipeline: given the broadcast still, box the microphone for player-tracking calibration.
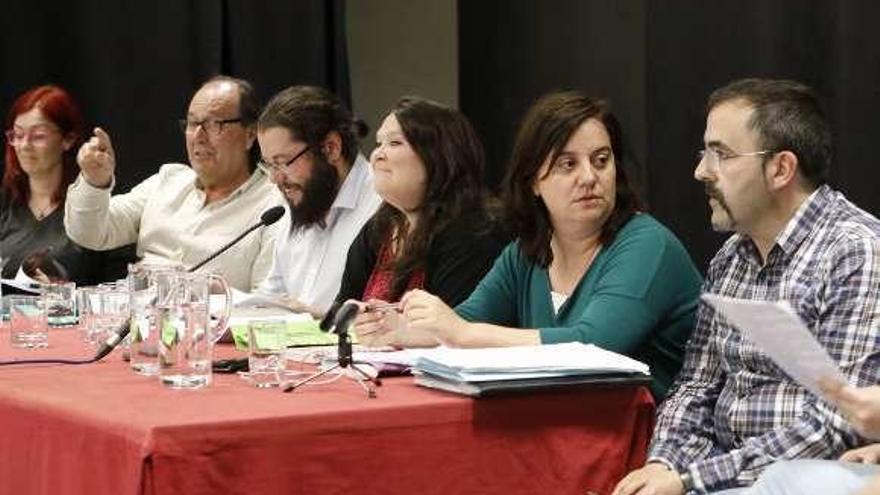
[189,205,285,272]
[320,301,343,331]
[332,302,360,335]
[93,323,130,361]
[92,205,286,362]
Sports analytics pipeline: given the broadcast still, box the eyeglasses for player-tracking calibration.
[258,144,315,174]
[178,117,243,136]
[697,147,778,170]
[5,126,59,148]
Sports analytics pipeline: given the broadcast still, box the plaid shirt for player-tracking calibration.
[649,186,880,492]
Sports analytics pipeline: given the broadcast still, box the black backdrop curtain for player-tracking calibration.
[460,0,880,271]
[0,0,349,191]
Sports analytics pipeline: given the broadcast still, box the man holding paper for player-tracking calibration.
[614,78,880,494]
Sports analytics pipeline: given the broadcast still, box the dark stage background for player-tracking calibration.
[0,0,349,193]
[3,0,880,272]
[460,0,880,270]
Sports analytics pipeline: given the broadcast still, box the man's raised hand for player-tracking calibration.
[76,127,115,188]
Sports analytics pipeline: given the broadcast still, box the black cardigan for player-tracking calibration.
[335,210,509,306]
[0,191,134,285]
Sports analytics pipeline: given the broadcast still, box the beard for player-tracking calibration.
[705,185,737,232]
[287,155,340,231]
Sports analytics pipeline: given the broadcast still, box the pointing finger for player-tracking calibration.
[93,127,113,153]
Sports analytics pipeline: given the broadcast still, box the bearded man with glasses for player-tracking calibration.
[249,85,381,317]
[64,76,282,291]
[614,79,880,495]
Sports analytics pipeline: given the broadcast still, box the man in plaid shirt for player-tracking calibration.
[614,78,880,495]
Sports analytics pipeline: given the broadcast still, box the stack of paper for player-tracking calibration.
[412,342,651,397]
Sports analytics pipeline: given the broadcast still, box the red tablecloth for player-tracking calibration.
[0,327,654,495]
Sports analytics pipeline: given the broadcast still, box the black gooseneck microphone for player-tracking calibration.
[0,205,287,366]
[189,205,285,272]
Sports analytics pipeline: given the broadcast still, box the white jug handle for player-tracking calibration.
[209,274,232,343]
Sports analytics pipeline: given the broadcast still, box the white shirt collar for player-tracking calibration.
[330,154,371,212]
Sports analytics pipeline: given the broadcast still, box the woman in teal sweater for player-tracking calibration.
[395,92,702,399]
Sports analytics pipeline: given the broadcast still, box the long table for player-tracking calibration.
[0,328,654,495]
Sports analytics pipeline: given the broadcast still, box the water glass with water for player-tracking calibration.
[92,284,130,347]
[9,295,48,348]
[76,287,100,345]
[245,319,289,387]
[42,281,77,327]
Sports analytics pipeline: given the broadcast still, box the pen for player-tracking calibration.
[365,302,401,312]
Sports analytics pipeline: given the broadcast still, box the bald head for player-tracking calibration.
[184,77,257,194]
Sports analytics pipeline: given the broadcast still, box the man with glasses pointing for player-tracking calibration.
[251,85,380,316]
[614,79,880,494]
[64,76,281,291]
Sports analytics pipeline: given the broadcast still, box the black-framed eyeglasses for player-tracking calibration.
[178,117,243,136]
[258,144,315,174]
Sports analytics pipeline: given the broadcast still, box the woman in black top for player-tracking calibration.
[336,97,507,346]
[2,85,132,285]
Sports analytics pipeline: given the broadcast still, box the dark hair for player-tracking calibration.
[3,84,84,206]
[708,78,831,188]
[502,91,642,268]
[373,96,487,298]
[258,85,366,165]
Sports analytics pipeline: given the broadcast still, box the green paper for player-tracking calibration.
[231,320,356,350]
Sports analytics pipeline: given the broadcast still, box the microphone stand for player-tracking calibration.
[283,305,381,398]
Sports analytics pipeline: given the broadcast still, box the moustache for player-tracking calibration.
[280,181,303,192]
[705,186,722,200]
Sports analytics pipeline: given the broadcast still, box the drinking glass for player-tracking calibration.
[76,287,99,345]
[42,281,77,327]
[92,284,130,347]
[9,295,48,348]
[244,319,289,387]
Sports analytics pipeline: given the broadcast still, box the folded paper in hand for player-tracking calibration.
[701,293,846,397]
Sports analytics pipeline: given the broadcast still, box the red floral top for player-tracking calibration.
[362,237,425,302]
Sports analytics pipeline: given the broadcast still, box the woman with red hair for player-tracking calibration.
[1,85,131,283]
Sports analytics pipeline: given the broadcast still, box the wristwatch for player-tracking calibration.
[679,470,694,493]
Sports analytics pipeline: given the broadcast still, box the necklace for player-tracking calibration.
[30,201,56,221]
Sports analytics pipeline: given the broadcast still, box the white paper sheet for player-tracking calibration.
[208,289,296,314]
[1,266,43,294]
[353,348,438,367]
[702,294,846,397]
